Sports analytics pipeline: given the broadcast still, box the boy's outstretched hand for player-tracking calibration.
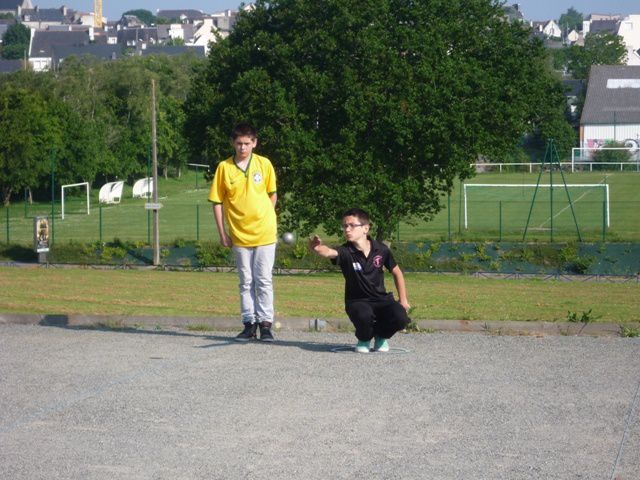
[308,235,338,259]
[308,234,322,251]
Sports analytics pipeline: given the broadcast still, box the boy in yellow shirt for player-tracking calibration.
[208,123,278,341]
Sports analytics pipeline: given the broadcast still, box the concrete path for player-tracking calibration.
[1,323,639,479]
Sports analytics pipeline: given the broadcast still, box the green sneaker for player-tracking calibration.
[373,337,389,352]
[355,340,370,353]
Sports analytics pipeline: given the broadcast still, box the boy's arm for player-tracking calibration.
[308,235,338,259]
[270,193,277,208]
[212,203,232,247]
[391,265,411,311]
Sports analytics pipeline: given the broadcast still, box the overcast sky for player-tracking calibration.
[34,1,640,24]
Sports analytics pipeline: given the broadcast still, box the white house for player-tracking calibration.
[582,14,621,36]
[580,65,640,151]
[618,15,640,66]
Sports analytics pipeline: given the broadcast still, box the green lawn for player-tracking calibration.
[2,169,640,245]
[1,267,638,324]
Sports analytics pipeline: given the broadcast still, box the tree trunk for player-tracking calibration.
[2,186,12,207]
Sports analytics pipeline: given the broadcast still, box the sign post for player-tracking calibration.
[33,216,50,263]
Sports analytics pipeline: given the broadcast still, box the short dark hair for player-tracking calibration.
[231,123,257,140]
[342,208,370,225]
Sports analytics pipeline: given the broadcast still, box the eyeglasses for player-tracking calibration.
[341,223,364,230]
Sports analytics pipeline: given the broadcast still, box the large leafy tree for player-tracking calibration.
[185,0,574,240]
[558,7,583,33]
[0,85,59,205]
[566,32,627,79]
[1,23,30,60]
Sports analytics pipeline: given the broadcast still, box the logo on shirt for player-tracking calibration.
[352,262,362,272]
[373,255,383,268]
[253,172,263,184]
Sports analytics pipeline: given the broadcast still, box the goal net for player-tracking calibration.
[61,182,90,220]
[463,183,610,233]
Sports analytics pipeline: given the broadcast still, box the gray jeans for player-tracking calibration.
[233,243,276,325]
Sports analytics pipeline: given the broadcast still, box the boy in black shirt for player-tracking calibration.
[309,208,411,353]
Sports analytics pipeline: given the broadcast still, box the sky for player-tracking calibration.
[32,0,640,23]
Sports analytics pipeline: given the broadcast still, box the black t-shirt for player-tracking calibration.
[331,237,398,303]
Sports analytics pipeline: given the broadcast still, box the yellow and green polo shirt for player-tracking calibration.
[208,153,277,247]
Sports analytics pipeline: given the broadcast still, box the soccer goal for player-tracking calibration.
[61,182,90,220]
[463,183,610,230]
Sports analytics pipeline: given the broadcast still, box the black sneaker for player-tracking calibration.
[235,323,257,342]
[259,322,275,342]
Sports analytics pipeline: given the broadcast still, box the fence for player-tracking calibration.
[3,168,640,247]
[471,161,640,173]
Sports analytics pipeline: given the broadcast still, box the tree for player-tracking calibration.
[592,141,631,169]
[123,9,156,25]
[1,23,30,60]
[566,32,627,79]
[185,0,573,240]
[0,85,59,205]
[558,7,583,33]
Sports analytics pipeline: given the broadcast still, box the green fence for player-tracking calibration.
[3,197,640,246]
[2,171,640,247]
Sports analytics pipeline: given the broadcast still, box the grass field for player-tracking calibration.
[2,169,640,245]
[0,267,638,324]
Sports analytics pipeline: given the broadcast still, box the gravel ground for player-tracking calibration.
[1,324,639,480]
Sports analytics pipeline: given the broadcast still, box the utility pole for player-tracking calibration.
[151,79,160,265]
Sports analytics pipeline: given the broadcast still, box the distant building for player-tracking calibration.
[582,14,621,36]
[618,15,640,66]
[502,3,524,22]
[156,9,205,24]
[29,30,90,71]
[580,65,640,150]
[0,0,32,16]
[530,20,562,39]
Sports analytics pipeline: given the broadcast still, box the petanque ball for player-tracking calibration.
[282,232,295,244]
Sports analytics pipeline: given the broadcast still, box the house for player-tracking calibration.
[29,29,90,71]
[156,9,205,24]
[210,9,237,33]
[618,15,640,66]
[583,14,621,36]
[189,18,218,54]
[116,27,158,50]
[566,29,581,45]
[502,3,524,22]
[530,20,562,39]
[580,65,640,151]
[20,6,75,29]
[119,14,143,28]
[0,0,32,16]
[52,43,122,67]
[156,23,197,44]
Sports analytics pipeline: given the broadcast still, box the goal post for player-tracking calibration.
[463,183,610,229]
[61,182,90,220]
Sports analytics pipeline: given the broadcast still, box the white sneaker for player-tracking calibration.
[355,340,370,353]
[373,337,389,352]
